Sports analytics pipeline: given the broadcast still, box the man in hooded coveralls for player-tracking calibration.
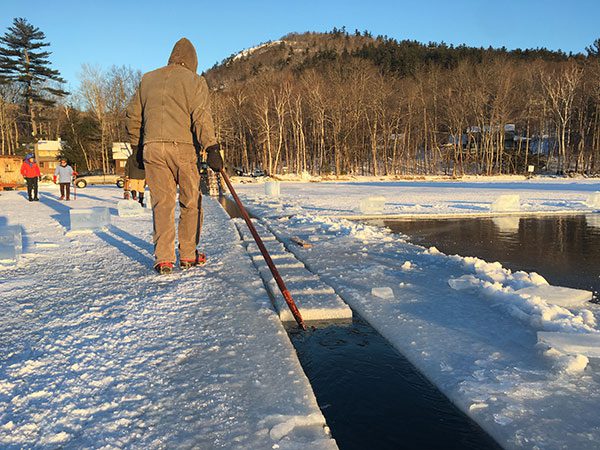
[126,38,224,274]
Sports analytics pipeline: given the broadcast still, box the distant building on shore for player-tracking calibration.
[34,139,63,175]
[112,142,132,175]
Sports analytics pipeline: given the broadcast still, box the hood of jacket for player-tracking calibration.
[24,152,34,161]
[167,38,198,73]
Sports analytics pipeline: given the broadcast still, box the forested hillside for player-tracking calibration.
[206,29,600,176]
[1,20,599,176]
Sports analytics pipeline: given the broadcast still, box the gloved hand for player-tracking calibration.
[53,175,57,184]
[206,144,223,172]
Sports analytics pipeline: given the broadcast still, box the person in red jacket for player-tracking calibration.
[20,153,41,202]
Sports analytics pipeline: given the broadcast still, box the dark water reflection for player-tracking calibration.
[289,317,500,450]
[368,215,600,298]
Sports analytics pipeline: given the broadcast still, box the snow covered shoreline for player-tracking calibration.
[234,178,600,449]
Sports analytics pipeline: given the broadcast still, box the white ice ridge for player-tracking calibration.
[538,332,600,358]
[445,256,596,334]
[516,285,593,307]
[234,218,352,322]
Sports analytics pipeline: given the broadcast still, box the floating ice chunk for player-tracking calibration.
[117,200,144,217]
[538,332,600,358]
[490,194,520,212]
[516,285,592,307]
[448,274,480,291]
[401,261,414,271]
[359,196,386,214]
[0,226,22,263]
[69,207,111,231]
[371,287,394,299]
[469,403,488,411]
[265,181,280,197]
[585,192,600,209]
[544,347,590,374]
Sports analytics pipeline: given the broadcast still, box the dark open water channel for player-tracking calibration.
[368,214,600,299]
[220,196,499,449]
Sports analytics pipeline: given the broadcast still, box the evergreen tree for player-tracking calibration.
[587,38,600,58]
[0,17,68,139]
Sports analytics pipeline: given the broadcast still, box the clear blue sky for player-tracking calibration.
[1,0,598,91]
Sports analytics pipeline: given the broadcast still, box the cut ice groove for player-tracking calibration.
[233,218,352,322]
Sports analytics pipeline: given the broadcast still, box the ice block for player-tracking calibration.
[117,200,144,217]
[69,207,111,231]
[359,196,386,214]
[0,226,22,262]
[265,181,281,197]
[490,194,520,212]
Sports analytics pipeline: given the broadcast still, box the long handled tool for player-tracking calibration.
[220,169,307,330]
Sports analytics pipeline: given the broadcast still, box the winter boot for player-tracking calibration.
[138,192,144,207]
[180,252,207,269]
[154,262,174,275]
[124,190,130,200]
[131,190,138,200]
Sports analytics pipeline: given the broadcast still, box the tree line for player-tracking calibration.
[2,19,600,176]
[0,18,139,172]
[209,32,600,176]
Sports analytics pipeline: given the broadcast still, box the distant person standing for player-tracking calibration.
[20,153,41,202]
[124,147,146,206]
[54,158,74,201]
[126,37,223,274]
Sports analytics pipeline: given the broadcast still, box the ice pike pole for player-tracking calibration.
[220,169,307,331]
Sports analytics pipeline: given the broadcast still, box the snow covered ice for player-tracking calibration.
[69,206,111,230]
[2,177,600,449]
[233,176,600,450]
[0,186,336,449]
